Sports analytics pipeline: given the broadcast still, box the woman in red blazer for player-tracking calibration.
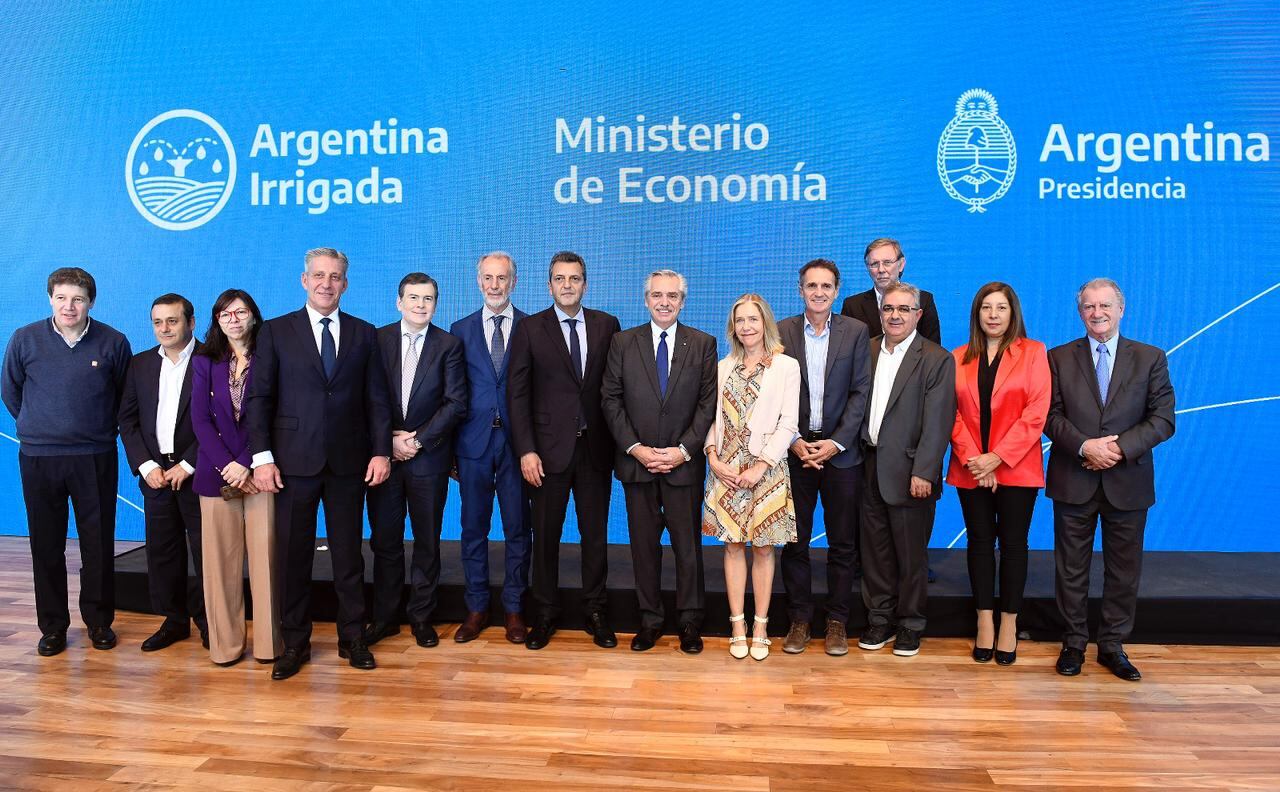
[947,282,1050,666]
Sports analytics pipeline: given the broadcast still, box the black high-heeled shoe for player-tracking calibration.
[972,644,994,663]
[994,639,1018,666]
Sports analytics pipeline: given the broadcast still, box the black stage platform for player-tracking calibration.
[113,542,1280,645]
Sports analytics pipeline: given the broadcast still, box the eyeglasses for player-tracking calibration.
[866,257,902,270]
[880,304,919,316]
[218,309,250,321]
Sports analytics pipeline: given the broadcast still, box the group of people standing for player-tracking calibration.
[1,237,1175,683]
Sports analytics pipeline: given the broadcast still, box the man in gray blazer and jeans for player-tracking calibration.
[856,282,955,658]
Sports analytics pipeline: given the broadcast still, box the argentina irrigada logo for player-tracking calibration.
[937,89,1016,213]
[125,109,236,230]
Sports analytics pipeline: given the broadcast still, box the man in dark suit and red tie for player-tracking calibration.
[450,252,532,644]
[778,260,871,656]
[601,269,718,653]
[363,273,467,650]
[1046,278,1175,682]
[247,247,393,680]
[118,293,208,652]
[507,251,621,650]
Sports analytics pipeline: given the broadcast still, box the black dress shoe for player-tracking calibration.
[584,611,617,648]
[37,631,67,657]
[141,625,190,652]
[995,639,1018,666]
[362,621,401,645]
[411,622,439,648]
[630,627,661,651]
[1056,646,1085,676]
[678,624,703,654]
[271,647,311,680]
[1098,649,1142,681]
[525,620,556,650]
[88,626,117,651]
[972,645,994,663]
[338,639,377,670]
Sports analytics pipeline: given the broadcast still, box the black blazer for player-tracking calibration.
[1044,336,1175,511]
[841,288,942,346]
[118,344,200,475]
[861,335,956,505]
[507,306,620,474]
[377,322,468,476]
[778,314,872,468]
[246,308,392,478]
[601,322,718,486]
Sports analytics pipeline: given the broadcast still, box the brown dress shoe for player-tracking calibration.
[824,619,849,656]
[454,611,490,643]
[504,612,527,644]
[782,621,810,654]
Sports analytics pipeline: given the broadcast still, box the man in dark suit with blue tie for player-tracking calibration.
[507,251,621,650]
[247,247,393,680]
[449,252,532,644]
[363,273,467,649]
[778,260,871,656]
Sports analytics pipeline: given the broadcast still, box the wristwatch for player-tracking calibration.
[412,437,423,449]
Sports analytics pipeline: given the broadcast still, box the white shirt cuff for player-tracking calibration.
[832,441,846,453]
[625,443,641,455]
[179,460,195,475]
[252,451,275,468]
[138,460,160,478]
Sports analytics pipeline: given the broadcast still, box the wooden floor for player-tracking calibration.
[0,537,1278,791]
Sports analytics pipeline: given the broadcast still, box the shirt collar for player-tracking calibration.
[400,319,429,338]
[554,304,583,324]
[482,302,515,325]
[650,320,677,342]
[1090,332,1120,355]
[881,329,918,356]
[156,337,196,363]
[50,316,91,346]
[803,313,831,338]
[305,303,339,327]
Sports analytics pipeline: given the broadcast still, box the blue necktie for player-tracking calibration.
[489,315,505,375]
[1095,342,1110,404]
[656,330,669,397]
[565,318,582,381]
[320,317,336,379]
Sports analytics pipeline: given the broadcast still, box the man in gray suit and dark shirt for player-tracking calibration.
[856,282,955,658]
[1045,277,1175,682]
[778,259,871,656]
[601,269,718,654]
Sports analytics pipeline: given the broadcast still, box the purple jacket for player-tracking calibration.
[190,353,254,498]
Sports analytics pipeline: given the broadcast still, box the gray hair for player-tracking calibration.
[882,281,921,309]
[304,247,349,275]
[643,269,687,300]
[476,250,517,277]
[1076,277,1125,309]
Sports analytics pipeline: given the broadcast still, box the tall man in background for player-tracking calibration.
[450,252,532,644]
[118,293,208,652]
[507,251,620,651]
[2,268,132,656]
[248,247,392,680]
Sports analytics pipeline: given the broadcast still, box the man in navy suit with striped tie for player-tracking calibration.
[449,252,532,643]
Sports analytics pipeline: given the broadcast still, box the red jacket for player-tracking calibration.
[947,337,1050,489]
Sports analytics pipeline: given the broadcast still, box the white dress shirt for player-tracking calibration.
[306,303,340,355]
[650,320,677,368]
[138,338,196,478]
[867,330,918,447]
[554,304,588,377]
[482,303,515,333]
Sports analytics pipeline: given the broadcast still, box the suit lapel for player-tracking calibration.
[408,325,438,406]
[176,347,196,426]
[291,309,326,379]
[1105,337,1136,412]
[381,327,404,420]
[992,339,1018,397]
[823,315,845,381]
[543,310,580,384]
[884,340,923,415]
[662,324,693,402]
[862,291,883,335]
[1073,338,1104,410]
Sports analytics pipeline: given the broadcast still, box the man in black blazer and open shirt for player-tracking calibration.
[507,251,621,650]
[248,248,393,680]
[364,273,467,650]
[601,269,717,653]
[1045,278,1175,682]
[118,293,207,652]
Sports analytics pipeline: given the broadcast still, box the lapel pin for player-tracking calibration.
[91,360,99,367]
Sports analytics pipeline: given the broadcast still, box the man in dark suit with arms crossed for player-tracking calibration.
[1046,277,1174,682]
[248,247,392,680]
[507,251,621,650]
[601,269,717,653]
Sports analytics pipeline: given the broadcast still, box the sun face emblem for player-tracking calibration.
[937,89,1017,213]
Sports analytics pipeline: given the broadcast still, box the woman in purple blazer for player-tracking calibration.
[191,289,282,666]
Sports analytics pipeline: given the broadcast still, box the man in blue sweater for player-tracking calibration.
[2,268,132,656]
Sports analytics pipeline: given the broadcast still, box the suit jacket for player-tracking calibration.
[1044,336,1175,510]
[862,335,956,505]
[246,308,392,478]
[449,306,527,459]
[705,353,801,467]
[118,343,199,476]
[947,337,1051,489]
[378,322,468,475]
[189,352,253,498]
[601,322,718,486]
[841,287,942,346]
[778,313,871,468]
[507,306,621,474]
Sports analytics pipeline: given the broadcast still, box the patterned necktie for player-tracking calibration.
[565,318,582,380]
[319,317,336,379]
[490,315,505,375]
[1095,342,1110,404]
[656,330,669,397]
[402,332,419,415]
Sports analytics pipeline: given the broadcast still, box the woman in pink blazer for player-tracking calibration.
[947,282,1050,666]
